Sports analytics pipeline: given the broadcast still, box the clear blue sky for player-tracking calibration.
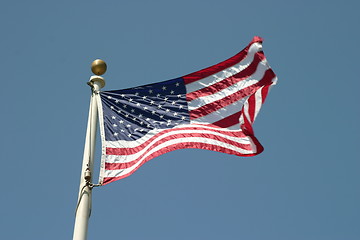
[1,0,359,239]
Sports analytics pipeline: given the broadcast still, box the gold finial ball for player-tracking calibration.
[91,59,107,76]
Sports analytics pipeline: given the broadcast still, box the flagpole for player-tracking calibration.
[73,60,107,240]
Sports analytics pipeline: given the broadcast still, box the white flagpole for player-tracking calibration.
[73,60,107,240]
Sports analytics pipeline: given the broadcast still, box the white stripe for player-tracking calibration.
[104,136,256,178]
[105,124,245,148]
[253,86,263,121]
[189,96,249,124]
[243,98,251,124]
[227,123,240,130]
[272,76,278,85]
[185,42,262,93]
[187,60,269,111]
[105,128,251,164]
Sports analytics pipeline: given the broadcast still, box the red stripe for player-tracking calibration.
[189,69,276,120]
[186,52,265,102]
[106,129,251,157]
[240,106,254,136]
[106,137,252,170]
[102,134,264,185]
[212,111,242,128]
[183,37,263,85]
[106,125,248,155]
[261,85,270,104]
[247,94,256,123]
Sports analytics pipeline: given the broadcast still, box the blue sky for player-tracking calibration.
[1,0,359,239]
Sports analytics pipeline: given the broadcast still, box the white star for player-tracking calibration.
[162,86,167,90]
[136,103,141,106]
[170,90,175,94]
[139,114,143,118]
[114,132,118,136]
[160,115,164,119]
[131,109,135,113]
[107,96,112,99]
[158,105,162,109]
[128,133,132,137]
[123,104,127,108]
[142,96,147,100]
[152,111,156,115]
[165,109,170,112]
[113,124,118,127]
[173,112,178,116]
[135,92,139,96]
[149,89,153,94]
[143,106,148,110]
[171,101,176,105]
[150,100,155,105]
[146,118,150,121]
[110,106,114,109]
[179,105,183,109]
[119,120,124,124]
[157,93,161,97]
[181,116,186,120]
[115,100,119,103]
[129,98,133,102]
[125,114,129,118]
[177,94,181,98]
[111,116,116,119]
[175,82,180,87]
[121,129,125,132]
[126,124,131,128]
[121,94,125,98]
[164,97,168,101]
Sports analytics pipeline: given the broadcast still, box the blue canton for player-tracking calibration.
[100,78,190,141]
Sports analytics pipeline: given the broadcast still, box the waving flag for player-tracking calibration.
[97,36,277,185]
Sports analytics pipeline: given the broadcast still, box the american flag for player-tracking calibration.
[97,36,277,185]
